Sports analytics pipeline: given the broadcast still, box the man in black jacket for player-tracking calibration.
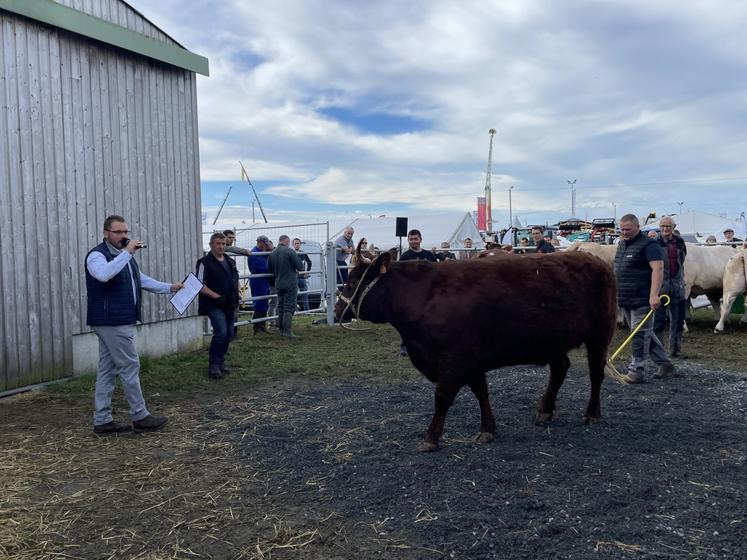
[531,227,555,253]
[653,216,687,357]
[400,229,438,262]
[197,232,240,379]
[293,237,313,311]
[614,214,675,384]
[398,229,437,356]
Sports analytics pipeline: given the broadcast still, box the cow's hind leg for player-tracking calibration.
[419,380,461,452]
[468,373,496,444]
[583,340,606,424]
[535,354,570,426]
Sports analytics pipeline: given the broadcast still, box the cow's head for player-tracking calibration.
[334,240,396,322]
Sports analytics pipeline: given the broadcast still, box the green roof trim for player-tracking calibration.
[0,0,209,76]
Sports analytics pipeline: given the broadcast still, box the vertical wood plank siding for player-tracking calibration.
[0,10,202,391]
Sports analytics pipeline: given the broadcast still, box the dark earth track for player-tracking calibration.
[234,361,746,559]
[1,360,745,559]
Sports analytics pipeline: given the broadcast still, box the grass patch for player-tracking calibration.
[49,316,418,395]
[49,308,746,396]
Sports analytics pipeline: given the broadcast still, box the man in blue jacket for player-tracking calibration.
[85,215,182,434]
[249,235,272,334]
[197,232,240,379]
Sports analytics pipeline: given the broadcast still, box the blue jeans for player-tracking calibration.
[92,325,149,425]
[297,277,310,310]
[336,259,349,285]
[653,297,686,353]
[207,308,235,366]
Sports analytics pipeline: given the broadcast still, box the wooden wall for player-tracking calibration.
[0,8,202,392]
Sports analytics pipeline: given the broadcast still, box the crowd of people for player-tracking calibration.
[85,213,740,434]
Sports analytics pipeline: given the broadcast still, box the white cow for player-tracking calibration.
[569,241,742,324]
[682,244,739,317]
[714,250,747,333]
[566,242,616,267]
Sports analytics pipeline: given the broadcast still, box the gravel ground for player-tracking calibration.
[1,360,745,559]
[238,361,746,559]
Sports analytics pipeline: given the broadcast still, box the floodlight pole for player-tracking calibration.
[508,185,514,231]
[677,201,684,214]
[567,179,577,217]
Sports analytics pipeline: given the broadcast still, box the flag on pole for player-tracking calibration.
[240,168,247,181]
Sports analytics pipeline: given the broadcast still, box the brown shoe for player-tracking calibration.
[622,371,644,384]
[132,415,168,433]
[654,362,676,379]
[93,421,132,435]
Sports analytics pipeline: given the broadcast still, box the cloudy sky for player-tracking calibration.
[130,0,747,229]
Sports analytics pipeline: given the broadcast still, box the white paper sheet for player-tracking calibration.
[169,272,203,315]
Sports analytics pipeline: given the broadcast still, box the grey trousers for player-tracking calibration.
[277,288,299,314]
[92,325,150,426]
[622,306,672,374]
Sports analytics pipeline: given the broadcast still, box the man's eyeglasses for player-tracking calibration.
[106,229,130,235]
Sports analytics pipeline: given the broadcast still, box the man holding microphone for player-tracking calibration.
[85,215,183,434]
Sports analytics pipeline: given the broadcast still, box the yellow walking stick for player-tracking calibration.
[606,294,671,383]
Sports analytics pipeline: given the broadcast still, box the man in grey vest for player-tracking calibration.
[85,215,183,434]
[268,235,304,338]
[614,214,675,384]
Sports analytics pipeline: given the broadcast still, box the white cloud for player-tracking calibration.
[129,0,747,222]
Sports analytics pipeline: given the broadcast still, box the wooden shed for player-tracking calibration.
[0,0,209,394]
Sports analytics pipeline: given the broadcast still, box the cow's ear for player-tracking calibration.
[376,249,396,274]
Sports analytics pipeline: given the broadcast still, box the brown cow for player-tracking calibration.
[335,244,617,452]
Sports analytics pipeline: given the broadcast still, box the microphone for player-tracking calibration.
[122,238,147,249]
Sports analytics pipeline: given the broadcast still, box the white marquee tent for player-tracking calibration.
[642,210,746,241]
[329,212,484,252]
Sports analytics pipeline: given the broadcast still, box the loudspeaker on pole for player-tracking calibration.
[395,217,408,237]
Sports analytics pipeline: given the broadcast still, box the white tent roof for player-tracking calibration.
[329,212,484,251]
[642,210,746,240]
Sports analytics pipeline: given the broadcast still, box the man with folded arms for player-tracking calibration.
[197,232,240,379]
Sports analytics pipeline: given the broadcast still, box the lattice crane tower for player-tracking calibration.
[484,128,496,234]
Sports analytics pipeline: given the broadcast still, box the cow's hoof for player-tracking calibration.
[534,413,553,426]
[416,440,439,452]
[713,328,723,334]
[583,415,601,425]
[474,431,495,444]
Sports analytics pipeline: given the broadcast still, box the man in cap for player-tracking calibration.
[723,228,743,247]
[653,216,687,358]
[249,235,272,334]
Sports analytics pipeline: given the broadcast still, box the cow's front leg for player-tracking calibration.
[535,354,570,426]
[418,381,460,452]
[468,373,496,444]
